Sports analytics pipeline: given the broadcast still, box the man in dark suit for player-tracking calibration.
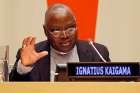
[9,4,110,81]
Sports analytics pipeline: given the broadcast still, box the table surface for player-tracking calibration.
[0,82,140,93]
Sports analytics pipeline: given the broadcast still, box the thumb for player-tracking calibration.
[38,51,48,59]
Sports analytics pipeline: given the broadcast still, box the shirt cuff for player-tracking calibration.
[17,60,33,75]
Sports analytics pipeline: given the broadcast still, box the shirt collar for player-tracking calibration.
[50,46,75,55]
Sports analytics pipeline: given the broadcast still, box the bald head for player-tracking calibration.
[44,4,76,25]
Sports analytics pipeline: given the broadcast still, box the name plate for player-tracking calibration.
[67,62,140,79]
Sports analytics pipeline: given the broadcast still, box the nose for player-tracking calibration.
[60,31,68,39]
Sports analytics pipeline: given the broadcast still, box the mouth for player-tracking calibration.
[61,42,71,46]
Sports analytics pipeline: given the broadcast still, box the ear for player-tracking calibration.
[43,25,48,37]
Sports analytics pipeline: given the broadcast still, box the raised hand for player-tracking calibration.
[20,36,48,66]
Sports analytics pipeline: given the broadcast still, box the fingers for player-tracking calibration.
[22,36,36,48]
[38,51,48,59]
[26,37,32,46]
[22,38,27,48]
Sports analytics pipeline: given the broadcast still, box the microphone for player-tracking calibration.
[88,39,107,63]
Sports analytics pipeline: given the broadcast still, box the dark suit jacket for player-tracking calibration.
[9,40,110,81]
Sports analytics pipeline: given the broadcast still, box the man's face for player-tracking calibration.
[44,11,77,53]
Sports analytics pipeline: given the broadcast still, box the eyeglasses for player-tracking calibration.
[48,27,77,37]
